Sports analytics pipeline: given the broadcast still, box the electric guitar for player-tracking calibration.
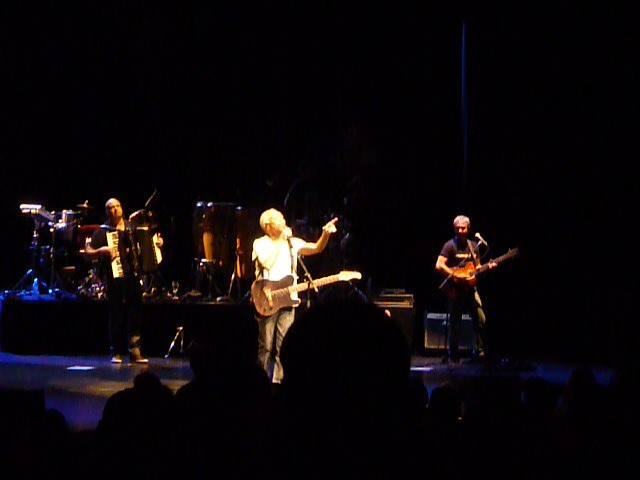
[251,270,362,317]
[439,247,519,300]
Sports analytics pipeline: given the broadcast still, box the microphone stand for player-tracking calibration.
[297,254,317,309]
[144,188,158,209]
[125,221,142,284]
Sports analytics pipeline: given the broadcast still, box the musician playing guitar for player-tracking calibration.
[252,208,337,384]
[435,215,497,365]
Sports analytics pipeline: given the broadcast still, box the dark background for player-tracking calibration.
[1,2,635,366]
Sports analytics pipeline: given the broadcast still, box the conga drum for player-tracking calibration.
[192,201,237,276]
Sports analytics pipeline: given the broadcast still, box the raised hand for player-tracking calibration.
[322,217,338,234]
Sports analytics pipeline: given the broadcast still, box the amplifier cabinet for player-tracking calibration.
[373,294,415,353]
[423,312,475,351]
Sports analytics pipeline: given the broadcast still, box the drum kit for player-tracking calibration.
[12,199,260,302]
[14,201,103,297]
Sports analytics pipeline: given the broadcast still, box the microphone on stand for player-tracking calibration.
[474,232,488,247]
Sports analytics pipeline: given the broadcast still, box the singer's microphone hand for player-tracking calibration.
[283,227,293,239]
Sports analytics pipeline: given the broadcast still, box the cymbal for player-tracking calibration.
[75,201,93,210]
[129,209,147,219]
[129,209,154,224]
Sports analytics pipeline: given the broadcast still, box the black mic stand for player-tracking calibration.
[144,188,158,209]
[297,254,317,309]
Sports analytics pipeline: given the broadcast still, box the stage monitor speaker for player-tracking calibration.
[424,312,475,351]
[373,293,415,353]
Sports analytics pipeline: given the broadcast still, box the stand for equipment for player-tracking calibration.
[164,326,185,358]
[218,250,251,303]
[163,290,200,357]
[12,215,52,295]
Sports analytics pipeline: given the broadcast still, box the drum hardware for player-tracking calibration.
[49,208,98,294]
[192,258,225,301]
[13,204,56,294]
[14,203,102,297]
[75,200,93,211]
[164,326,185,358]
[76,267,105,300]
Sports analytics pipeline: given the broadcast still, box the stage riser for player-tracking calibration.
[0,300,256,357]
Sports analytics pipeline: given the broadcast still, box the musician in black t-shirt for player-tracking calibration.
[85,198,149,364]
[435,215,496,364]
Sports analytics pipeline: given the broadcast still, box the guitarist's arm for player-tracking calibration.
[435,255,455,278]
[298,217,338,256]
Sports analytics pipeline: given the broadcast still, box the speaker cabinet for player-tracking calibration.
[373,293,415,353]
[424,312,475,351]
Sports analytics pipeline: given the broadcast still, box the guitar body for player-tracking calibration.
[251,276,300,317]
[441,264,477,301]
[451,263,478,287]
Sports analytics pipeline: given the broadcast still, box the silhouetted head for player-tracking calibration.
[281,297,410,407]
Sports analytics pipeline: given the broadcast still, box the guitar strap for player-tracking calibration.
[287,237,296,275]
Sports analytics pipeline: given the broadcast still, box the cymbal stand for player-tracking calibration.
[12,218,50,294]
[222,253,246,302]
[48,231,69,294]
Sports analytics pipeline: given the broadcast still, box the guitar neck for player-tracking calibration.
[280,274,343,295]
[475,249,518,275]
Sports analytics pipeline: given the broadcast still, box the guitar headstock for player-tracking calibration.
[337,271,362,282]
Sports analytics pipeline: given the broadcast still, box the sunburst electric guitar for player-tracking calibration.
[251,270,362,317]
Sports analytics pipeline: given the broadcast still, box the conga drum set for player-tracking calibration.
[192,201,258,301]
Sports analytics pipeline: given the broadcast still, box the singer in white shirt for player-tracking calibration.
[252,208,337,383]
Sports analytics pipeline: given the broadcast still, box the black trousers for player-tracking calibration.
[107,276,143,355]
[447,288,487,360]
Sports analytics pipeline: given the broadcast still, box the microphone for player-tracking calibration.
[474,232,488,247]
[283,227,293,239]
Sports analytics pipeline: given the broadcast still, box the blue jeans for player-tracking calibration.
[257,307,295,383]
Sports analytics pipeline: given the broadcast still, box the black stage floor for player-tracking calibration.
[0,351,615,432]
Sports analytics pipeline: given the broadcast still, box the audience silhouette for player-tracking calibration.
[277,297,423,478]
[173,322,272,477]
[1,304,636,480]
